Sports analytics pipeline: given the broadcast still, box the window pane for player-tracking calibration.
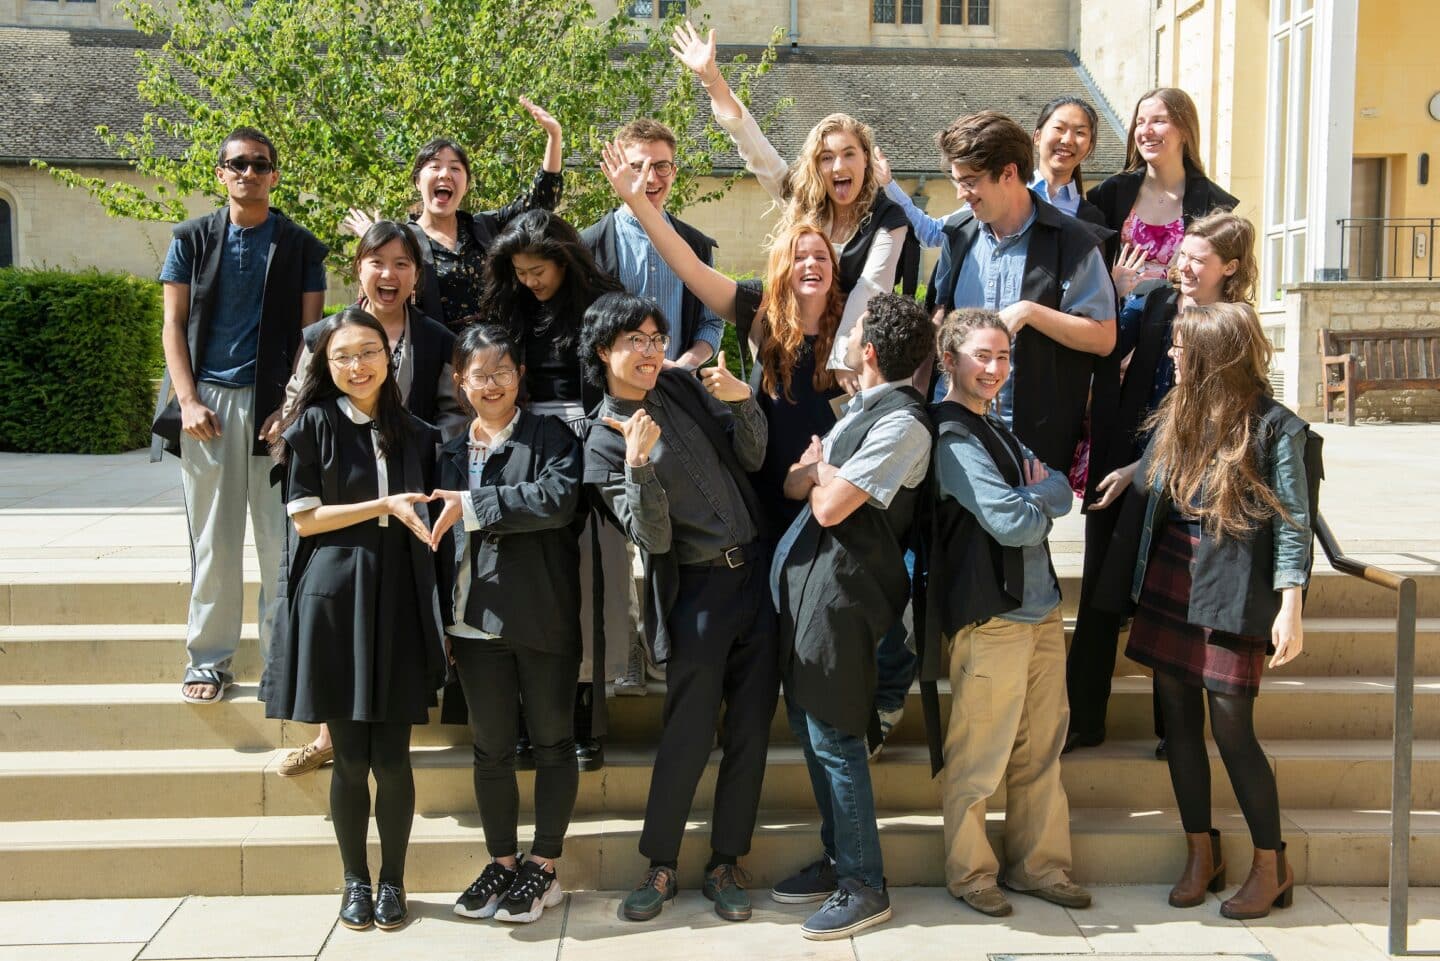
[0,199,12,269]
[1287,23,1312,224]
[628,0,653,16]
[1265,234,1285,302]
[968,0,990,25]
[873,0,896,23]
[940,0,964,24]
[901,0,922,23]
[658,0,686,16]
[1267,33,1289,227]
[1287,231,1308,285]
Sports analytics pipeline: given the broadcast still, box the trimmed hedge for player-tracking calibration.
[0,267,162,453]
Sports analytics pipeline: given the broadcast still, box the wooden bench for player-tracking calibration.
[1320,328,1440,424]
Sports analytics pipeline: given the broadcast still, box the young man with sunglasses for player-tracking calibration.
[580,292,776,925]
[154,127,327,705]
[581,119,724,370]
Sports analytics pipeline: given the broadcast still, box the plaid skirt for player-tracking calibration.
[1125,519,1269,697]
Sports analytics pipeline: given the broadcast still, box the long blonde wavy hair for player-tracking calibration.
[780,114,880,239]
[1144,302,1291,538]
[755,222,843,402]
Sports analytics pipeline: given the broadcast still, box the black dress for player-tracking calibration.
[262,399,446,724]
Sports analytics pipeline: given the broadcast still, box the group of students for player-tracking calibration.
[155,21,1312,942]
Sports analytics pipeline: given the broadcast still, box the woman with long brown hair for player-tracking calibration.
[1087,88,1238,298]
[1068,212,1259,752]
[1092,301,1311,920]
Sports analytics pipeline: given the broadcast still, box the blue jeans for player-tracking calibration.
[874,552,918,714]
[785,687,884,889]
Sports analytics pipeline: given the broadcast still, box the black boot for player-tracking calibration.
[575,682,604,772]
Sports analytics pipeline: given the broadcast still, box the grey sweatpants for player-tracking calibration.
[180,382,286,683]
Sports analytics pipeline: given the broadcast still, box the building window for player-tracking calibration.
[0,198,13,269]
[628,0,684,17]
[1263,2,1316,299]
[939,0,988,26]
[874,0,923,24]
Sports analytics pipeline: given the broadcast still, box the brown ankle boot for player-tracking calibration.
[1169,829,1225,907]
[1220,842,1295,919]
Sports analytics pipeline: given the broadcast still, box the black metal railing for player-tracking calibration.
[1335,218,1439,281]
[1313,512,1420,955]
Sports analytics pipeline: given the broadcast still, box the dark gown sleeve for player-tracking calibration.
[281,408,327,507]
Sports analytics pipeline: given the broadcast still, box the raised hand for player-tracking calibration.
[384,492,433,543]
[519,95,562,139]
[341,207,379,239]
[1112,243,1148,299]
[600,139,648,208]
[699,350,751,403]
[670,20,719,83]
[602,409,663,467]
[873,147,893,187]
[427,489,466,552]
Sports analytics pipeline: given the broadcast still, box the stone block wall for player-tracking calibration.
[1276,281,1440,424]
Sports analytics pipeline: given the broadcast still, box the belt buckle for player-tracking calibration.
[724,545,745,569]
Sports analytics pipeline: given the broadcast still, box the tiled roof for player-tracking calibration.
[0,26,180,164]
[0,27,1126,180]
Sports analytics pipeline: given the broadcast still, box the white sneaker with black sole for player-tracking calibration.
[494,859,564,923]
[454,860,517,919]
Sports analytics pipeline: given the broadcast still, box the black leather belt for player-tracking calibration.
[683,541,767,570]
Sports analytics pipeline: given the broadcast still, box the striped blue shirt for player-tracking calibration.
[614,207,724,363]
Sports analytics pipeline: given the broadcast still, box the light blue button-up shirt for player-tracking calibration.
[613,207,724,363]
[1028,172,1082,217]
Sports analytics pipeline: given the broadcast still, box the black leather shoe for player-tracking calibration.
[1063,728,1105,755]
[338,880,374,930]
[374,881,408,930]
[576,737,605,772]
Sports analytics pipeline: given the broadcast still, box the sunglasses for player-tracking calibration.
[220,158,277,175]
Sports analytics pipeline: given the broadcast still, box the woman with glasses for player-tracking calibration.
[478,208,627,771]
[263,307,447,932]
[672,21,909,393]
[429,324,585,925]
[343,97,565,333]
[276,220,467,779]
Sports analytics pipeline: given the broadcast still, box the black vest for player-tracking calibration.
[582,209,717,353]
[920,403,1032,649]
[777,385,928,738]
[935,195,1108,471]
[151,207,327,458]
[836,190,911,295]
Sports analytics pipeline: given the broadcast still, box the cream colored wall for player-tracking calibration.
[1072,0,1152,119]
[1353,0,1440,225]
[595,0,1070,49]
[0,165,207,278]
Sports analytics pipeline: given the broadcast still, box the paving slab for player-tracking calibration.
[138,895,337,959]
[317,894,562,961]
[0,947,144,961]
[1067,883,1267,954]
[850,886,1086,960]
[0,896,181,944]
[1240,885,1389,961]
[1313,884,1440,955]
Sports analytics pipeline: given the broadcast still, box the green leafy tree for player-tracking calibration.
[41,0,786,272]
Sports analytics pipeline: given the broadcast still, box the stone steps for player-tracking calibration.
[4,565,1433,625]
[1,740,1434,823]
[5,677,1437,753]
[4,807,1437,900]
[5,616,1437,684]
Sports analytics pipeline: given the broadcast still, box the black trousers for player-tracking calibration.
[451,635,580,860]
[639,560,779,864]
[1066,506,1165,739]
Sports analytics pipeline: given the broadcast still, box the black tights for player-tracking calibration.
[1154,671,1282,850]
[328,719,415,885]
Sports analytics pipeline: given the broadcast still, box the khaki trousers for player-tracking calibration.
[942,607,1074,895]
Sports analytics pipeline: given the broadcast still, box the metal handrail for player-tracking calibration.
[1313,511,1420,955]
[1334,217,1439,281]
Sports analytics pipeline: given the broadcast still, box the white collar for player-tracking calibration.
[469,408,522,448]
[337,396,374,425]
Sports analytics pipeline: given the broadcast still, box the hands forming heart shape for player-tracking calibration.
[382,490,467,552]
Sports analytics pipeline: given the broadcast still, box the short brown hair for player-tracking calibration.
[1183,211,1258,304]
[615,118,677,153]
[936,111,1034,183]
